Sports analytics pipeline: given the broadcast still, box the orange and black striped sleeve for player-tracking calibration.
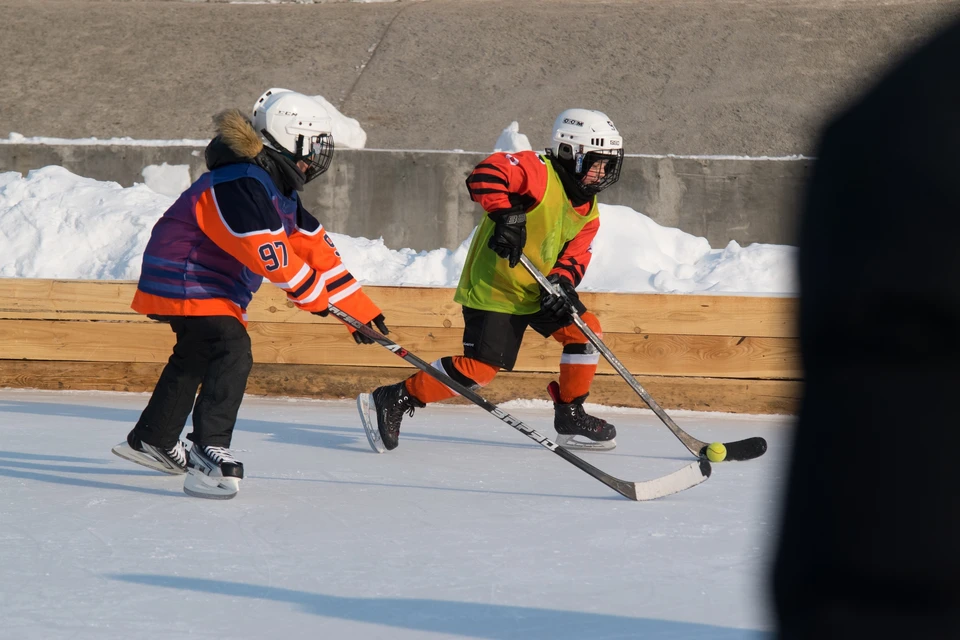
[550,217,599,287]
[465,150,548,216]
[287,201,383,329]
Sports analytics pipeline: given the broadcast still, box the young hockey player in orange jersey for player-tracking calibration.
[358,109,624,453]
[113,89,388,499]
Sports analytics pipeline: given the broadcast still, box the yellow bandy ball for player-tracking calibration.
[705,442,727,462]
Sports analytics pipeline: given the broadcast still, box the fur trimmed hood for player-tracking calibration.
[205,109,263,171]
[212,109,262,158]
[204,108,306,194]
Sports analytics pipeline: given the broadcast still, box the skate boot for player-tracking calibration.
[356,381,426,452]
[548,381,617,451]
[111,429,188,475]
[183,445,244,500]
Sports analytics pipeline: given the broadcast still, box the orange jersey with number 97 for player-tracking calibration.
[132,162,380,329]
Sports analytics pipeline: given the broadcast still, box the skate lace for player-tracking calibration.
[397,392,423,419]
[165,442,187,467]
[385,402,417,429]
[203,446,237,465]
[573,405,607,434]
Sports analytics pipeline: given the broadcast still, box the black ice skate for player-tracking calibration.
[111,429,188,475]
[548,381,617,452]
[356,381,425,453]
[183,445,244,500]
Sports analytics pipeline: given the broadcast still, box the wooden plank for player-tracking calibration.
[249,287,799,338]
[245,285,466,328]
[0,319,177,363]
[0,279,140,317]
[0,319,801,378]
[589,332,801,379]
[583,292,798,338]
[0,360,802,415]
[0,279,798,338]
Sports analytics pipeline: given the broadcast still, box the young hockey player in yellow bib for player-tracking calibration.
[359,109,624,452]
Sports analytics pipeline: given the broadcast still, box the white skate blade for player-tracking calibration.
[111,442,186,475]
[357,393,386,453]
[183,469,239,500]
[555,434,617,452]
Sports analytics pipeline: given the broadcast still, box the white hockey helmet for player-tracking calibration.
[550,108,624,195]
[252,88,335,183]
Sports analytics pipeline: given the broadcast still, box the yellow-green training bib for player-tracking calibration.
[454,156,599,314]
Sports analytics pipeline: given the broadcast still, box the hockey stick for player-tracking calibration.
[328,304,711,501]
[519,254,767,462]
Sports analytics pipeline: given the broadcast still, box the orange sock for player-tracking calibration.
[405,356,499,404]
[551,311,602,403]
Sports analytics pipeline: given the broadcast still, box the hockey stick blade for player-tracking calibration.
[632,458,710,501]
[700,436,767,462]
[567,453,712,501]
[328,304,711,501]
[519,255,768,463]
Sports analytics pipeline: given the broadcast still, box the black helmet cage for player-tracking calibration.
[261,128,335,183]
[301,133,334,183]
[558,143,623,195]
[577,149,623,195]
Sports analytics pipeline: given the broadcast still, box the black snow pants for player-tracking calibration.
[134,315,252,449]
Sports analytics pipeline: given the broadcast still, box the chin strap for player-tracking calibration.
[546,153,593,206]
[256,147,306,194]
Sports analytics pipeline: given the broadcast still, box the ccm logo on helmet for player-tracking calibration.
[277,110,298,116]
[563,118,584,126]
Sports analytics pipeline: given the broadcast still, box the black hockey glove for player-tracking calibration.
[539,274,587,326]
[354,314,390,345]
[487,210,526,268]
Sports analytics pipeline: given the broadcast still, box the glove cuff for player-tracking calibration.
[489,210,526,225]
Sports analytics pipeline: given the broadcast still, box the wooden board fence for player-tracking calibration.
[0,279,802,414]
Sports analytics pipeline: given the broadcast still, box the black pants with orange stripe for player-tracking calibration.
[134,315,253,450]
[406,306,602,405]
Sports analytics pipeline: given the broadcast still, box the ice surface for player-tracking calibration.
[0,389,789,639]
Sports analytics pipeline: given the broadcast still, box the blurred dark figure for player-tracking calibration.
[773,16,960,639]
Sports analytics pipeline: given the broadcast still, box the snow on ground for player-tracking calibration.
[493,122,533,153]
[0,388,787,639]
[0,165,796,294]
[0,113,796,293]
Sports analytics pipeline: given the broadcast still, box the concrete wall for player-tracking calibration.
[2,0,956,156]
[0,145,810,250]
[4,0,949,252]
